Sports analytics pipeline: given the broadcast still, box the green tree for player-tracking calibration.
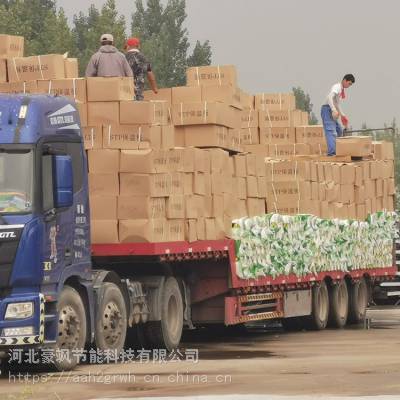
[187,40,212,67]
[292,86,318,125]
[132,0,212,87]
[72,0,127,75]
[0,0,74,56]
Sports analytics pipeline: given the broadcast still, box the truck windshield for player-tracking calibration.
[0,149,33,214]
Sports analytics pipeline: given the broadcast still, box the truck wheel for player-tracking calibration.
[95,282,127,355]
[145,277,183,351]
[53,286,87,371]
[281,317,304,332]
[305,281,329,330]
[348,278,368,324]
[328,280,349,328]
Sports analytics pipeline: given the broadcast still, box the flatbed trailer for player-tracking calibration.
[92,240,397,328]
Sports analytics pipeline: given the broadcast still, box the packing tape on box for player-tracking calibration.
[247,109,252,128]
[12,58,20,82]
[204,101,208,124]
[23,82,26,94]
[261,93,265,111]
[266,108,272,128]
[168,106,172,124]
[37,56,44,80]
[48,80,52,95]
[72,78,77,99]
[107,125,111,146]
[279,93,282,110]
[195,67,200,86]
[90,127,94,149]
[217,65,222,86]
[180,102,183,125]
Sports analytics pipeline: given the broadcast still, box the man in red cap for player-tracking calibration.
[125,37,158,100]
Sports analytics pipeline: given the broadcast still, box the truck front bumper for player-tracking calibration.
[0,293,44,346]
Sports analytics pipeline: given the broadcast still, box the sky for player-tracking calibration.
[58,0,400,129]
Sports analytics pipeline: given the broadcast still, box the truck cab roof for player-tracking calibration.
[0,94,82,145]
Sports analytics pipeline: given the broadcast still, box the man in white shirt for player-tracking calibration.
[321,74,355,155]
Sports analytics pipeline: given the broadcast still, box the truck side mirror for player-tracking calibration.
[53,155,73,209]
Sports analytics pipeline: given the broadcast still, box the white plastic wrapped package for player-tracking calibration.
[232,212,399,280]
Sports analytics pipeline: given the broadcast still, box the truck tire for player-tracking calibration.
[305,281,329,330]
[328,279,349,328]
[145,277,183,351]
[53,286,87,371]
[95,282,127,355]
[348,278,368,324]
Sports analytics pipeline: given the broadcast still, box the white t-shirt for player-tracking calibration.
[324,83,345,116]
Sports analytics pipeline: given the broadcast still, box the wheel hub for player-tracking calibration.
[102,302,123,346]
[58,305,81,349]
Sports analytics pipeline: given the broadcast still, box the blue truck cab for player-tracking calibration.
[0,94,94,369]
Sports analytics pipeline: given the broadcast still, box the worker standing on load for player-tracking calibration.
[125,37,158,100]
[321,74,355,155]
[85,34,133,78]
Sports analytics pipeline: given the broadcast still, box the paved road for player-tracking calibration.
[0,325,399,400]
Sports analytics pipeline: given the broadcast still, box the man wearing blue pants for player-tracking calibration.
[321,74,355,155]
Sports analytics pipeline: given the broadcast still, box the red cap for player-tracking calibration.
[126,37,140,48]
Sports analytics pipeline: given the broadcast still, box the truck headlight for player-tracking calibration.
[5,302,33,319]
[3,327,34,336]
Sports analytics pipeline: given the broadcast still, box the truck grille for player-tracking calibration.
[0,226,23,289]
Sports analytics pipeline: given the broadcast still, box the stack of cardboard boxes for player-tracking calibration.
[0,35,396,243]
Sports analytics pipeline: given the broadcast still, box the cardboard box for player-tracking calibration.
[354,165,363,186]
[332,163,356,184]
[259,110,291,128]
[235,177,247,199]
[88,173,119,196]
[316,162,325,182]
[257,177,267,198]
[167,147,208,173]
[64,58,79,78]
[143,88,172,105]
[120,100,169,125]
[118,196,165,219]
[202,85,242,109]
[246,154,257,176]
[119,219,168,243]
[172,102,239,128]
[76,102,88,128]
[355,186,366,204]
[259,127,296,144]
[204,195,224,218]
[324,163,333,182]
[120,173,174,196]
[174,126,185,147]
[37,78,87,103]
[186,65,237,87]
[210,173,223,195]
[265,160,310,182]
[372,141,394,160]
[266,181,310,204]
[268,143,310,158]
[292,110,309,127]
[295,126,325,144]
[387,179,396,195]
[0,60,7,83]
[103,124,162,150]
[228,128,243,152]
[246,176,259,197]
[324,182,339,202]
[233,155,247,177]
[83,126,103,150]
[255,93,296,111]
[365,179,376,199]
[0,80,37,94]
[309,142,328,156]
[87,149,120,173]
[172,86,202,104]
[87,77,134,101]
[90,196,117,219]
[240,109,259,128]
[91,220,119,244]
[340,184,355,204]
[119,149,168,173]
[204,218,216,240]
[311,182,319,200]
[184,125,229,148]
[376,179,384,197]
[240,128,259,145]
[207,148,229,172]
[8,54,66,82]
[336,136,373,157]
[185,219,197,242]
[87,102,119,126]
[0,34,24,58]
[166,195,186,219]
[240,90,254,110]
[242,144,270,156]
[246,198,265,216]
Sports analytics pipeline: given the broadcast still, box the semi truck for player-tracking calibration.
[0,94,396,371]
